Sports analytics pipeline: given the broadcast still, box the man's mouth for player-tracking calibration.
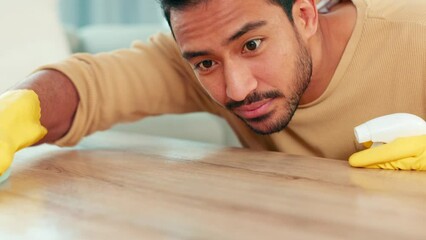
[232,99,273,120]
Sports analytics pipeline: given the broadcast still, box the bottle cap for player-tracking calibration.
[354,124,370,143]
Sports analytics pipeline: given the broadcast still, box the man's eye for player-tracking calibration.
[243,39,262,52]
[195,60,216,71]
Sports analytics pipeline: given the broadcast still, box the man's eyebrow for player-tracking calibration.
[225,20,267,45]
[182,50,211,61]
[181,20,267,61]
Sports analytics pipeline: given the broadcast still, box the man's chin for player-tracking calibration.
[245,122,285,135]
[242,115,290,135]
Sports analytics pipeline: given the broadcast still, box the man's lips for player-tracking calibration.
[232,99,273,119]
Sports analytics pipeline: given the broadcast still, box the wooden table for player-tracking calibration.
[0,131,425,240]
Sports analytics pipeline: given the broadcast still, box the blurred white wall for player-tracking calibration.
[0,0,70,92]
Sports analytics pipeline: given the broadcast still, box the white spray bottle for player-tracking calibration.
[354,113,426,147]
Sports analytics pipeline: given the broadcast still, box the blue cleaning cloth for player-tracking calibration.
[0,168,11,185]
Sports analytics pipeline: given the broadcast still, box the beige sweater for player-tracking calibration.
[41,0,426,160]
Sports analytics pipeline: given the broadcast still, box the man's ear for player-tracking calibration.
[292,0,318,40]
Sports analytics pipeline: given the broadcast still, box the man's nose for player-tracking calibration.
[224,61,257,102]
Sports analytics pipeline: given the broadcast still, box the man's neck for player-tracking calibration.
[299,1,357,105]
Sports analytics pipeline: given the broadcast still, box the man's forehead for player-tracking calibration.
[168,0,293,60]
[169,0,280,36]
[169,0,276,26]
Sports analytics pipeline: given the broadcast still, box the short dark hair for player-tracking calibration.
[159,0,295,30]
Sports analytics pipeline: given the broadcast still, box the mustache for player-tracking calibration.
[225,90,284,110]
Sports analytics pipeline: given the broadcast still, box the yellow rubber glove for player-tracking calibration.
[0,90,48,176]
[349,135,426,170]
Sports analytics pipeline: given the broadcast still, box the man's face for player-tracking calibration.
[171,0,312,135]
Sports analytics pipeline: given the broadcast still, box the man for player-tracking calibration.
[0,0,425,176]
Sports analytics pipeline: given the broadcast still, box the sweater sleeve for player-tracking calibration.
[39,33,212,146]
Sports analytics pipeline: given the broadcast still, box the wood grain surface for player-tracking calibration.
[0,131,425,240]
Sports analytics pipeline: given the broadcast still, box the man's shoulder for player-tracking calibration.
[364,0,426,24]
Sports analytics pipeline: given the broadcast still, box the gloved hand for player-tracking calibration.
[0,90,47,177]
[349,135,426,170]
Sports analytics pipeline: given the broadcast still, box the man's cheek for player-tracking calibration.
[197,77,225,102]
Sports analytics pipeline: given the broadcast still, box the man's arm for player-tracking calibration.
[0,69,79,175]
[0,33,206,177]
[16,69,79,144]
